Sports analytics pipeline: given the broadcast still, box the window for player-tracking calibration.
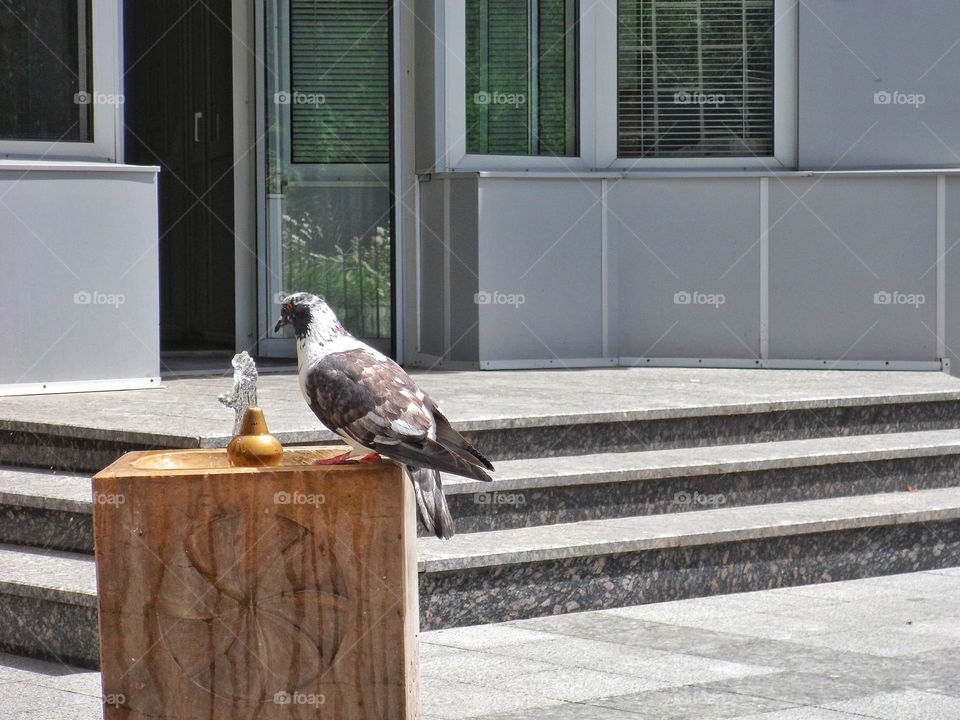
[465,0,578,157]
[0,0,92,142]
[618,0,774,158]
[288,0,391,164]
[263,0,393,348]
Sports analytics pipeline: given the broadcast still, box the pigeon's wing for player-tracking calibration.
[427,402,495,471]
[304,347,432,447]
[304,348,492,482]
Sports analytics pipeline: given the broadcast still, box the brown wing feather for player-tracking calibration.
[304,349,494,482]
[304,349,432,447]
[428,404,494,471]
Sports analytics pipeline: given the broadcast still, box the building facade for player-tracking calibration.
[3,1,960,393]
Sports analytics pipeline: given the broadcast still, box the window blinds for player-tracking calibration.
[618,0,774,158]
[466,0,578,157]
[289,0,391,164]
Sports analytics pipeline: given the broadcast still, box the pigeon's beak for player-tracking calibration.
[274,314,290,333]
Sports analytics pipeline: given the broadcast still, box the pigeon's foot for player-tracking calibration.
[358,451,382,464]
[313,450,354,465]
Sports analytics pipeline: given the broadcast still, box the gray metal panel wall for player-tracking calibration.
[768,176,937,361]
[417,179,446,356]
[610,178,761,359]
[448,177,480,362]
[0,169,159,385]
[945,177,960,371]
[477,178,604,362]
[799,1,960,169]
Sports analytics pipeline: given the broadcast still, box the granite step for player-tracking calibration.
[0,468,92,553]
[4,385,960,471]
[420,487,960,629]
[2,487,959,668]
[444,429,960,533]
[6,429,960,550]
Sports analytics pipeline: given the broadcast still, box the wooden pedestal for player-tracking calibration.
[92,447,420,720]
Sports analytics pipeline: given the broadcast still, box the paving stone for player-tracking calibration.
[634,610,837,642]
[793,625,960,658]
[592,684,796,718]
[787,570,960,603]
[497,666,669,703]
[697,671,886,707]
[422,624,560,650]
[3,570,960,718]
[468,703,639,720]
[683,635,895,676]
[421,646,558,686]
[860,647,960,695]
[726,709,865,720]
[520,610,750,654]
[420,677,564,719]
[0,654,99,696]
[480,636,669,672]
[900,617,960,642]
[809,599,952,628]
[663,588,845,617]
[826,689,960,719]
[0,681,101,720]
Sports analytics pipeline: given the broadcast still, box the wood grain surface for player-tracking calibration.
[93,447,420,719]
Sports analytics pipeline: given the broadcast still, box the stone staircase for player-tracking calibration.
[3,370,960,668]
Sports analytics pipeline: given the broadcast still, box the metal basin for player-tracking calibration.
[129,446,348,471]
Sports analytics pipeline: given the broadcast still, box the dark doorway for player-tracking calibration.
[124,0,236,351]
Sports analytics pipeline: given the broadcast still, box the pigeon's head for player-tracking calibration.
[274,292,347,343]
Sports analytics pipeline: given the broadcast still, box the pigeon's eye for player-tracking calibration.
[284,303,294,311]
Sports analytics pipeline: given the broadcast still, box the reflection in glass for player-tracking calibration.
[264,0,392,345]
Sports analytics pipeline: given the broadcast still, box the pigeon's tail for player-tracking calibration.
[408,466,455,540]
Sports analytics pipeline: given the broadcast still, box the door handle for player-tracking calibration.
[194,112,203,143]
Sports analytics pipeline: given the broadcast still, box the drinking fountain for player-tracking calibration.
[92,353,420,719]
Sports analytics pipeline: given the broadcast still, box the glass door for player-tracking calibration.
[260,0,393,356]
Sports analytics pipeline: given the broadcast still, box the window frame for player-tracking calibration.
[0,0,121,162]
[439,0,797,171]
[443,0,594,171]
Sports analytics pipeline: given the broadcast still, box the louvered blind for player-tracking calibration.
[618,0,774,158]
[466,0,578,157]
[289,0,390,164]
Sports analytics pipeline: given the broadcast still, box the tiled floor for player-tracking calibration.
[2,568,959,719]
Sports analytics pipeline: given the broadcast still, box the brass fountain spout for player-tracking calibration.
[219,351,283,467]
[227,406,283,467]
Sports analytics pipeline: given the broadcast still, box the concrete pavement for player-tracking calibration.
[2,568,958,719]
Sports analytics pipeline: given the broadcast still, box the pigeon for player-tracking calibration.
[275,292,494,539]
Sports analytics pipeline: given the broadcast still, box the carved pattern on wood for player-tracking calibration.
[153,514,352,703]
